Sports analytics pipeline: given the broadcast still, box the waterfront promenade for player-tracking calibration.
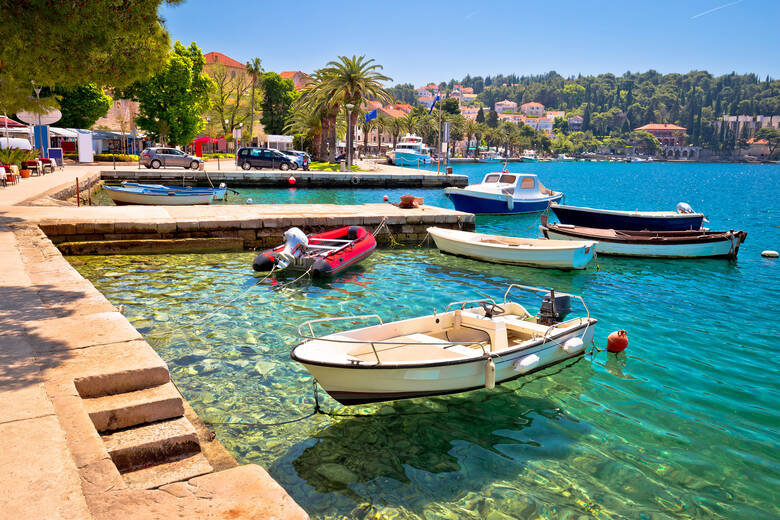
[0,163,472,519]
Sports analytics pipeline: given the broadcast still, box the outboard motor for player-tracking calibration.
[538,290,572,325]
[252,227,308,271]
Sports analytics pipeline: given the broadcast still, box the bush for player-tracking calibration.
[93,153,139,162]
[202,153,235,159]
[0,147,39,167]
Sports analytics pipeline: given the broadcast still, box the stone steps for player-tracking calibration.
[102,416,200,473]
[83,382,183,432]
[122,452,214,490]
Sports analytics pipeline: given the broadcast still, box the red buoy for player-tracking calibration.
[288,176,296,185]
[383,195,389,202]
[607,330,628,353]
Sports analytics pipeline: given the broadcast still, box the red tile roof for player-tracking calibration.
[380,107,406,119]
[279,71,297,79]
[521,102,543,107]
[394,103,413,113]
[204,52,245,69]
[636,123,686,131]
[747,138,769,145]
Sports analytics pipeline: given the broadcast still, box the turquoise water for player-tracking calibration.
[72,162,779,519]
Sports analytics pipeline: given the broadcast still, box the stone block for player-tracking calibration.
[114,221,158,234]
[239,218,262,230]
[122,452,212,490]
[102,416,200,473]
[84,382,184,432]
[177,220,200,232]
[25,311,143,352]
[156,221,177,234]
[93,222,116,234]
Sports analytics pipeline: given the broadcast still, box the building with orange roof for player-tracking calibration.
[495,100,518,114]
[635,123,687,146]
[280,71,312,90]
[520,102,544,117]
[393,103,413,114]
[204,51,246,70]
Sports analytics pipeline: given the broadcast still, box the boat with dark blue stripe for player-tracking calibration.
[550,203,705,231]
[444,172,563,215]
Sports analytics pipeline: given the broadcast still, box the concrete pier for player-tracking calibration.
[100,167,469,188]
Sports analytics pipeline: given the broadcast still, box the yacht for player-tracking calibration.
[555,153,575,162]
[386,134,431,166]
[520,149,538,162]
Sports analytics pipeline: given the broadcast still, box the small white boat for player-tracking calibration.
[444,172,563,214]
[477,150,500,163]
[555,154,575,162]
[520,150,538,162]
[292,285,597,405]
[428,227,596,270]
[103,185,213,205]
[386,134,431,166]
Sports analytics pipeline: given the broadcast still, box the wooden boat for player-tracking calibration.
[540,215,746,259]
[444,172,563,214]
[427,226,596,270]
[550,203,704,231]
[252,226,376,277]
[103,185,213,205]
[121,181,229,200]
[292,285,597,405]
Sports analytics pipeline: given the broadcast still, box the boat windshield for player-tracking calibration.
[519,177,535,189]
[483,174,517,184]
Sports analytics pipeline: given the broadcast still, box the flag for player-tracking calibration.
[428,88,441,114]
[364,109,377,122]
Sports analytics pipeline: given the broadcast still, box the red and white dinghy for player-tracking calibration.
[253,226,376,277]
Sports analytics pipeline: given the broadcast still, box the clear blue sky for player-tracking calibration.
[159,0,779,85]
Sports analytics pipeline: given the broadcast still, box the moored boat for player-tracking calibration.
[520,150,539,162]
[555,153,575,162]
[550,202,705,231]
[120,181,229,200]
[292,285,597,405]
[253,226,376,277]
[444,172,563,214]
[540,215,746,259]
[386,134,431,166]
[428,226,596,269]
[103,185,213,205]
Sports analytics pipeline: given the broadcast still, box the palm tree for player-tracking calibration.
[295,68,339,161]
[387,117,405,149]
[245,58,263,146]
[317,55,392,166]
[465,119,478,157]
[374,116,386,155]
[361,118,374,156]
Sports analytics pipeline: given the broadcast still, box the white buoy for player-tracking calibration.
[246,198,253,204]
[761,250,779,258]
[563,337,584,353]
[484,358,496,389]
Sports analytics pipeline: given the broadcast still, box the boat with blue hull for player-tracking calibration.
[445,172,563,214]
[550,203,704,231]
[121,181,229,200]
[386,134,431,167]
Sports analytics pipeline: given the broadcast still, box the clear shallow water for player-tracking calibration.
[73,162,779,519]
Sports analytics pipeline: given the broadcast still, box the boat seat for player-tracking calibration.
[501,316,550,335]
[347,333,473,363]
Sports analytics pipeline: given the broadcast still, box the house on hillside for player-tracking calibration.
[520,102,544,117]
[280,71,312,90]
[568,115,583,131]
[495,100,518,114]
[634,123,686,146]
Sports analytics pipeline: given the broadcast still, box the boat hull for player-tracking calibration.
[551,205,704,231]
[542,226,746,258]
[104,186,212,205]
[428,227,596,269]
[299,324,594,405]
[446,188,562,214]
[394,151,431,166]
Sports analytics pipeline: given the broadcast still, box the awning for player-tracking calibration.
[49,127,79,138]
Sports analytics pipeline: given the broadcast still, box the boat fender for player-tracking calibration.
[484,357,496,389]
[513,354,540,374]
[607,330,628,353]
[288,176,296,185]
[761,250,779,258]
[252,250,276,272]
[311,259,332,278]
[351,175,360,185]
[562,337,584,353]
[506,195,514,211]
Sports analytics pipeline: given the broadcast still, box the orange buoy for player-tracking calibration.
[607,330,628,353]
[383,194,389,202]
[288,176,296,185]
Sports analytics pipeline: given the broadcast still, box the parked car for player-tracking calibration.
[0,137,32,150]
[140,147,203,169]
[236,147,296,171]
[280,150,310,170]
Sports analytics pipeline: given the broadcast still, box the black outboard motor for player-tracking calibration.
[538,290,572,325]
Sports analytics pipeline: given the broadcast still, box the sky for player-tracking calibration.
[159,0,780,86]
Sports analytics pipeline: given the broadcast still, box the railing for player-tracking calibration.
[502,284,592,346]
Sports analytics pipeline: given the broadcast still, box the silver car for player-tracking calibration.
[140,147,203,169]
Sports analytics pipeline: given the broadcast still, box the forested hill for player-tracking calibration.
[388,71,780,148]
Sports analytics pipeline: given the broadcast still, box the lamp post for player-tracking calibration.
[345,103,355,170]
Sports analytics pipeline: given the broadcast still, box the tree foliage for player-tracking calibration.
[206,64,259,136]
[55,84,113,129]
[755,127,780,159]
[261,72,296,135]
[0,0,179,112]
[123,41,213,146]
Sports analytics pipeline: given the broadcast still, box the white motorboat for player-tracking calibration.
[386,134,431,166]
[103,185,213,205]
[520,150,538,162]
[555,154,575,162]
[444,172,563,214]
[427,227,596,270]
[292,285,597,405]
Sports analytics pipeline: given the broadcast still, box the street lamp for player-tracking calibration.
[345,103,355,169]
[31,80,43,153]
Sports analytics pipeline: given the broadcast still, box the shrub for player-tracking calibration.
[93,153,139,162]
[202,153,235,159]
[0,148,39,167]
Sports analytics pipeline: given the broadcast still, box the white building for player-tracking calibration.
[521,102,545,117]
[495,100,518,114]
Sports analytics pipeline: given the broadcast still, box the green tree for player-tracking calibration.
[629,130,662,155]
[0,0,178,112]
[54,84,112,129]
[125,41,213,146]
[476,107,485,124]
[440,97,461,115]
[206,64,255,136]
[553,117,569,134]
[261,72,296,135]
[755,127,780,159]
[486,109,499,128]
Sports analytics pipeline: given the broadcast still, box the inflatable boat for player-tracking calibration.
[253,226,376,277]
